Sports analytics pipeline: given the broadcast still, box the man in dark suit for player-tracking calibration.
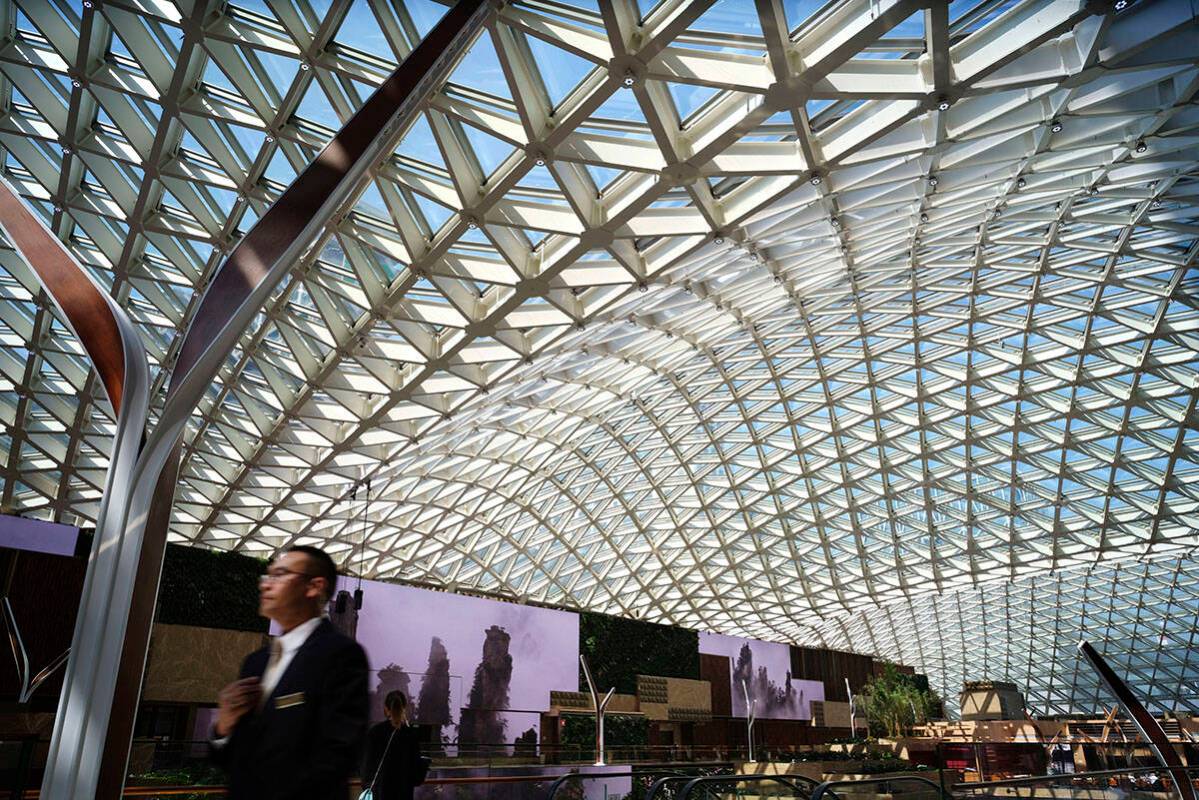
[212,545,369,799]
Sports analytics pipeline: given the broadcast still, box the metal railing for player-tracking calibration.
[420,742,748,766]
[33,735,1172,787]
[953,765,1199,800]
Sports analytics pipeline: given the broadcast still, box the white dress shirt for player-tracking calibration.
[259,615,322,700]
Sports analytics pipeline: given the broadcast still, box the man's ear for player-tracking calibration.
[308,576,329,604]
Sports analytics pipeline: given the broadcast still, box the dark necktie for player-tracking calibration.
[258,638,282,710]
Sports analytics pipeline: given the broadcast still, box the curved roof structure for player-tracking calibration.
[0,0,1197,714]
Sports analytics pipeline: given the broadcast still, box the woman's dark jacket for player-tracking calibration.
[361,721,421,800]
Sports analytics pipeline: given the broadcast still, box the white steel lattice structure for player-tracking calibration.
[0,0,1196,715]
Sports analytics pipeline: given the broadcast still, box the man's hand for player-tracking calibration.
[215,677,261,737]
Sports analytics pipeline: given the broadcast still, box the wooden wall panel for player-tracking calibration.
[0,548,86,709]
[789,646,875,701]
[141,624,266,703]
[699,653,732,716]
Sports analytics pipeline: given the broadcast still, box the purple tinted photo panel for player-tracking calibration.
[351,578,580,748]
[699,631,824,720]
[0,514,79,557]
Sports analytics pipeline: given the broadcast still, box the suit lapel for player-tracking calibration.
[245,646,269,679]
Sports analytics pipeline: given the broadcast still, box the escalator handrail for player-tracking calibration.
[646,775,696,800]
[810,774,947,800]
[648,776,734,800]
[677,772,819,800]
[546,768,691,800]
[649,774,785,800]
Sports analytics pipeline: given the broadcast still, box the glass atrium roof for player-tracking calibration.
[0,0,1197,715]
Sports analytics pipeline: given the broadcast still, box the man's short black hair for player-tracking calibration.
[287,545,338,600]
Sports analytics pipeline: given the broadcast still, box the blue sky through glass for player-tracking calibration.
[336,0,394,61]
[585,163,621,190]
[518,164,560,190]
[784,0,828,33]
[524,32,596,110]
[461,123,517,178]
[296,78,341,130]
[227,122,268,162]
[202,59,238,94]
[405,0,452,40]
[264,147,297,184]
[690,0,763,36]
[671,83,720,121]
[259,50,301,96]
[634,0,660,21]
[589,89,649,131]
[309,0,333,20]
[883,9,925,38]
[448,32,510,100]
[230,0,272,17]
[396,114,443,166]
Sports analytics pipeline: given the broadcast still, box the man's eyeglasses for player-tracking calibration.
[259,567,315,583]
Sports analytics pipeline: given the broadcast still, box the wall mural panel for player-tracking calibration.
[699,632,824,720]
[352,580,579,748]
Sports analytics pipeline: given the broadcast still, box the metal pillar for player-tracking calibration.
[580,654,615,766]
[742,679,757,763]
[845,678,857,735]
[0,174,150,800]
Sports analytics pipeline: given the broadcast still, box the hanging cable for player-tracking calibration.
[355,479,369,610]
[335,484,357,614]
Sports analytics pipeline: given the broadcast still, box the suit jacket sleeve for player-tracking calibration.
[278,638,370,798]
[208,653,261,768]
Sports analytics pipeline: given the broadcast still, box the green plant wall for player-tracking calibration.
[560,711,649,749]
[156,543,268,632]
[579,611,699,694]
